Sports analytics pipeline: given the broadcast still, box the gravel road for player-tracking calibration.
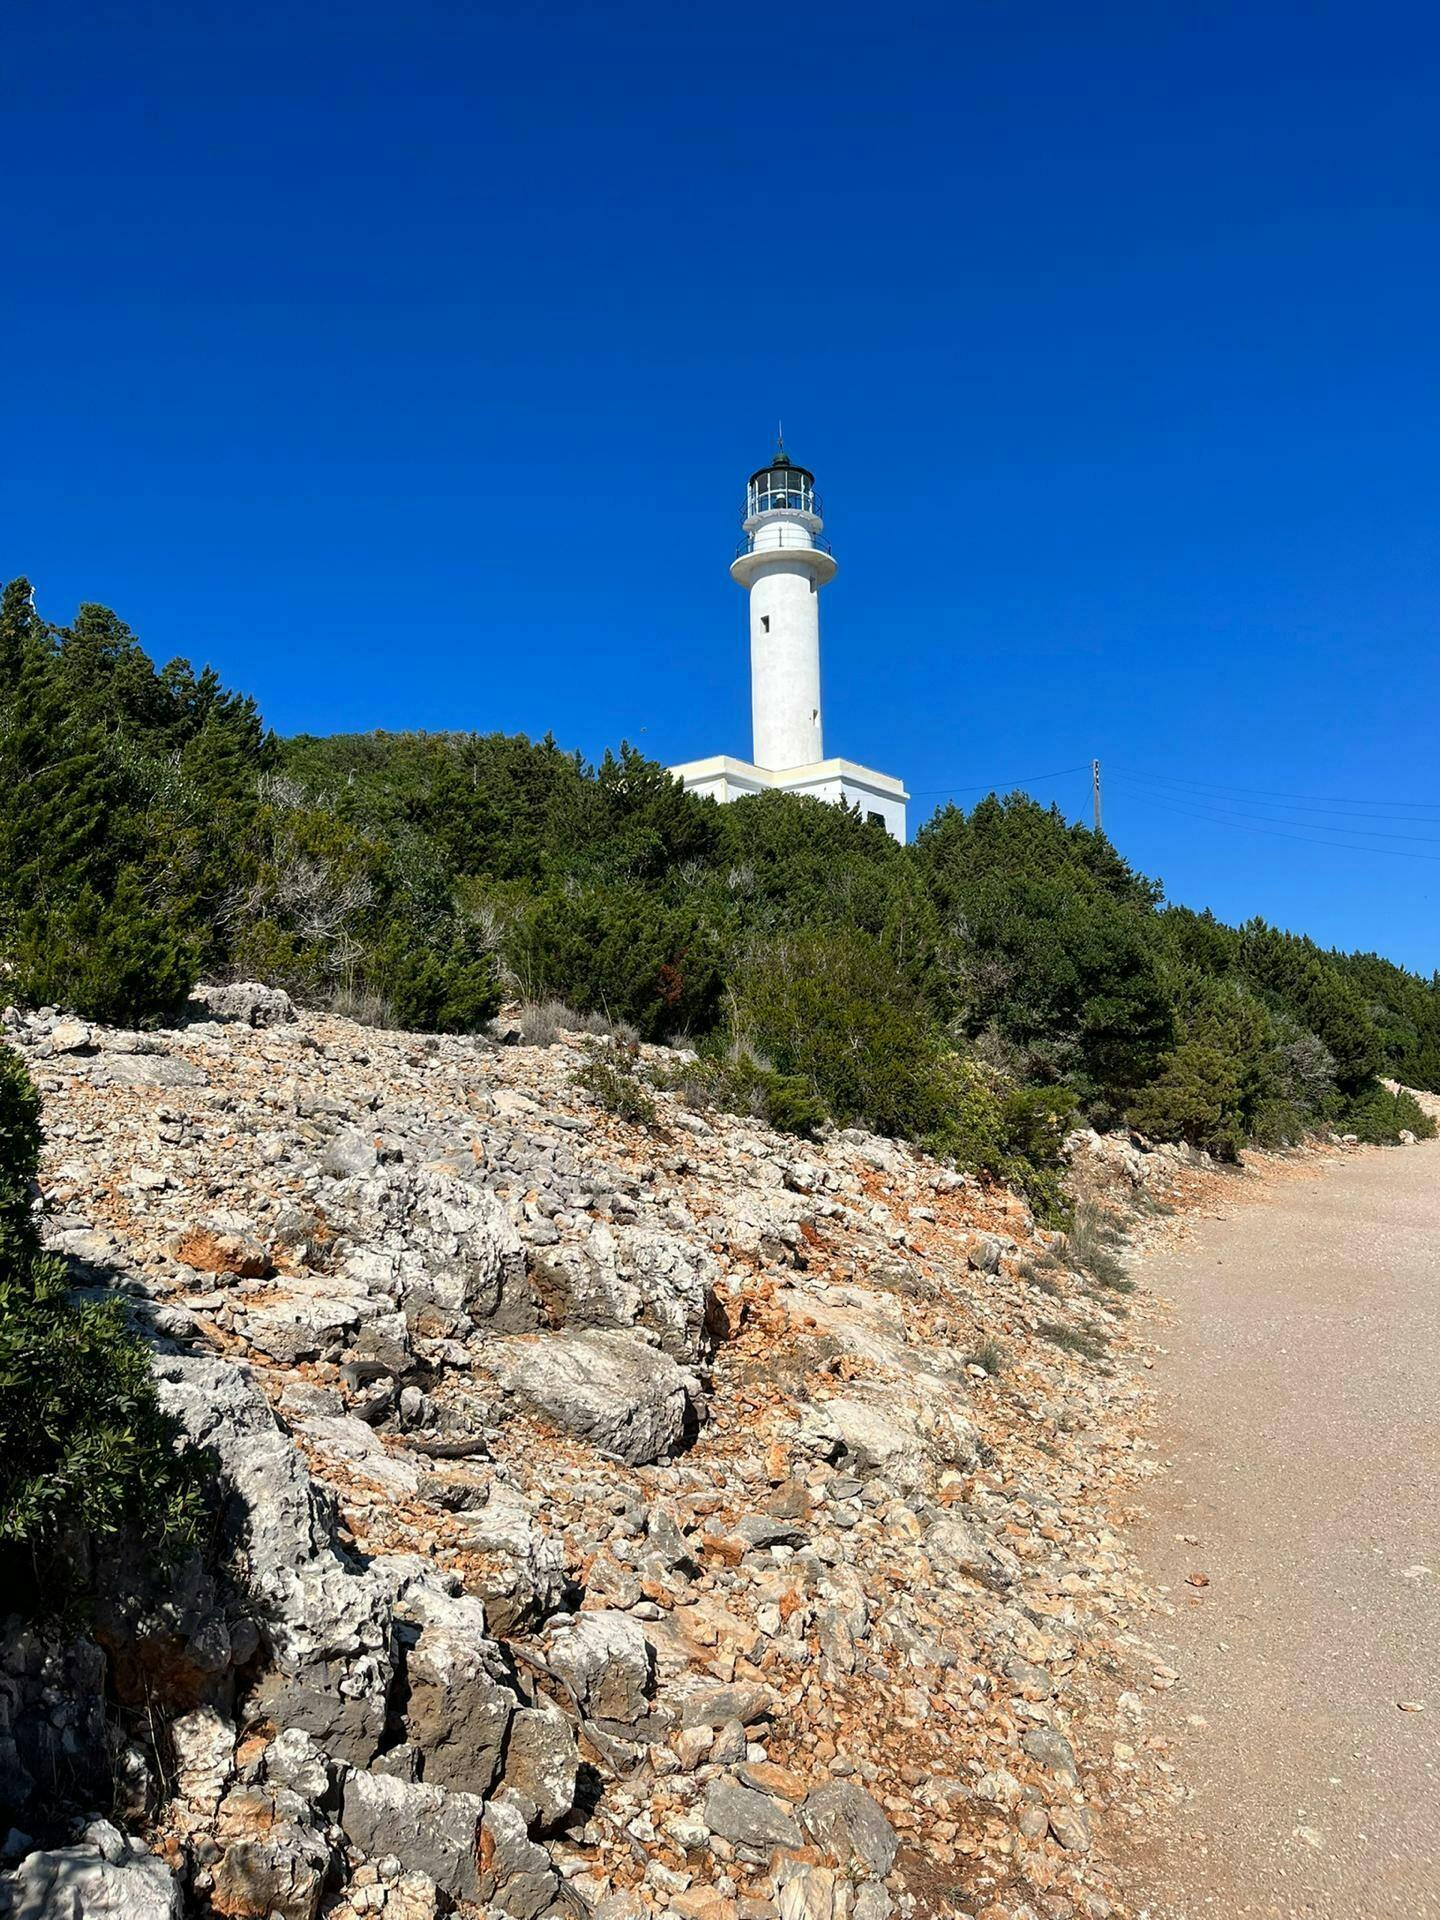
[1129,1141,1440,1919]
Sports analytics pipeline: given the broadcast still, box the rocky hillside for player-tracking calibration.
[1,989,1195,1920]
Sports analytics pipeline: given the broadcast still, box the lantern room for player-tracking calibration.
[745,451,820,524]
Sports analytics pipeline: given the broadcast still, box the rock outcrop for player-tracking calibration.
[0,996,1188,1920]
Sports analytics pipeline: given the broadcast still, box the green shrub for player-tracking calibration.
[1127,1042,1245,1159]
[1246,1097,1313,1149]
[571,1044,659,1127]
[728,928,948,1138]
[506,886,722,1040]
[0,1046,202,1609]
[366,929,502,1033]
[660,1049,828,1138]
[1335,1082,1437,1145]
[10,870,199,1026]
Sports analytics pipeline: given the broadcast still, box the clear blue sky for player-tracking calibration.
[5,1,1438,971]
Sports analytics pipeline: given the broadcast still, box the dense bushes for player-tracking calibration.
[1335,1083,1435,1145]
[0,1044,202,1607]
[0,586,500,1031]
[4,575,1438,1194]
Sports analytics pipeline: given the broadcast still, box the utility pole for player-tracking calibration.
[1091,758,1102,834]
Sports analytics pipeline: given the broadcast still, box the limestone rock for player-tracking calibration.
[338,1771,485,1905]
[492,1330,692,1465]
[501,1695,580,1827]
[211,1784,330,1919]
[777,1866,843,1920]
[703,1777,802,1849]
[545,1610,653,1724]
[389,1582,513,1797]
[1021,1726,1078,1779]
[800,1782,898,1878]
[476,1796,562,1919]
[531,1221,721,1363]
[190,982,296,1027]
[2,1828,182,1919]
[47,1019,93,1055]
[152,1354,394,1766]
[452,1486,569,1635]
[332,1163,534,1332]
[1048,1803,1092,1852]
[169,1705,234,1816]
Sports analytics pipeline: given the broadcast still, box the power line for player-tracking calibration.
[1114,764,1440,816]
[1113,785,1440,864]
[1109,773,1440,847]
[909,762,1090,799]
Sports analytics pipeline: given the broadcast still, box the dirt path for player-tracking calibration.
[1126,1141,1440,1919]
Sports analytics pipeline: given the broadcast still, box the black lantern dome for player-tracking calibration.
[745,441,819,521]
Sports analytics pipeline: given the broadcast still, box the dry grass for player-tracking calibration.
[517,998,639,1047]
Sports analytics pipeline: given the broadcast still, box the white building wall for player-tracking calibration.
[748,557,823,770]
[667,755,908,842]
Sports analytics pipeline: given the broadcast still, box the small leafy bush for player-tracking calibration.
[571,1044,658,1127]
[660,1049,827,1138]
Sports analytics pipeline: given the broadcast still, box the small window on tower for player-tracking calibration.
[760,614,770,632]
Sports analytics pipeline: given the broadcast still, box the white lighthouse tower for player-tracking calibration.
[669,442,909,839]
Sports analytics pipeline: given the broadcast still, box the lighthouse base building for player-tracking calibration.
[667,753,908,841]
[669,445,909,841]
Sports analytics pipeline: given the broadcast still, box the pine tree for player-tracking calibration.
[0,577,45,690]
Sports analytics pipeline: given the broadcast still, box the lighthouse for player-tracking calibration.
[669,442,909,840]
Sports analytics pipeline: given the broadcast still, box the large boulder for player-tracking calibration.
[797,1389,976,1491]
[2,1824,182,1919]
[189,982,295,1028]
[476,1797,562,1919]
[501,1695,579,1828]
[338,1773,530,1908]
[530,1222,721,1363]
[449,1486,570,1635]
[383,1574,514,1797]
[543,1610,653,1725]
[801,1781,899,1878]
[704,1777,803,1849]
[491,1330,692,1465]
[331,1163,535,1333]
[152,1355,394,1766]
[339,1771,477,1899]
[209,1784,330,1920]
